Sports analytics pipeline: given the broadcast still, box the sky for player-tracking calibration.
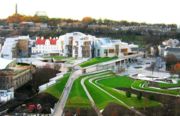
[0,0,180,25]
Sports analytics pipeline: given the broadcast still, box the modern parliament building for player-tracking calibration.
[32,32,139,58]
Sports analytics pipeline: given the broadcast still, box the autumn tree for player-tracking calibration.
[82,17,94,24]
[165,54,178,70]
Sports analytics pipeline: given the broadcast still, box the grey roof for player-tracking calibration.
[97,38,112,45]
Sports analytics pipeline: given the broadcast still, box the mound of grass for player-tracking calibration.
[66,76,91,108]
[94,75,161,108]
[84,71,161,109]
[84,76,119,109]
[44,72,71,98]
[158,81,180,88]
[97,75,134,88]
[44,55,65,60]
[80,57,118,67]
[132,80,180,96]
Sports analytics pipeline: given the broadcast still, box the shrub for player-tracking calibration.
[126,91,131,97]
[137,92,142,100]
[148,95,155,100]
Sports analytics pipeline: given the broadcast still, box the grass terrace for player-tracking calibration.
[66,71,161,109]
[84,75,119,109]
[44,72,71,99]
[80,57,118,67]
[43,55,76,63]
[93,73,161,108]
[158,81,180,88]
[132,80,180,96]
[44,55,66,60]
[97,75,134,88]
[66,76,91,108]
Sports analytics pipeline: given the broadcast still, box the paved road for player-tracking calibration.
[53,70,82,116]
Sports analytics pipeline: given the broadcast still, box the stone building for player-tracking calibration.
[0,58,32,102]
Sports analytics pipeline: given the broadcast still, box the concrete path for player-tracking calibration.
[53,58,89,116]
[131,81,180,97]
[53,70,82,116]
[81,76,103,116]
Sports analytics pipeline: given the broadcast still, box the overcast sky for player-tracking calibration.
[0,0,180,25]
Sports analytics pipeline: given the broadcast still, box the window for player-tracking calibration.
[109,49,115,53]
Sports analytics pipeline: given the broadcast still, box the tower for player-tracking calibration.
[15,3,18,15]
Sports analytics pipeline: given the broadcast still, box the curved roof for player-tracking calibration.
[0,58,14,70]
[98,38,112,45]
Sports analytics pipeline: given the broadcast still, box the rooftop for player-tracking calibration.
[0,58,14,70]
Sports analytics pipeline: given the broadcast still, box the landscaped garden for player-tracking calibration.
[131,80,180,96]
[66,76,91,108]
[43,55,76,64]
[43,55,66,60]
[66,71,161,110]
[44,72,71,99]
[158,80,180,88]
[97,75,134,88]
[92,72,161,108]
[80,57,118,67]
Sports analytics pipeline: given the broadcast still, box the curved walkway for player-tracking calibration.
[82,72,145,116]
[81,76,103,116]
[53,70,82,116]
[131,81,180,97]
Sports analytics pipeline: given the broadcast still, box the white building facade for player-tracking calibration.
[0,36,30,60]
[32,32,139,58]
[158,39,180,59]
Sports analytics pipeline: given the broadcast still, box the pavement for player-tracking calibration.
[125,58,171,81]
[80,74,103,116]
[52,58,88,116]
[53,70,82,116]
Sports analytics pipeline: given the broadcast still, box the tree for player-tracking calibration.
[165,54,178,70]
[148,94,155,100]
[137,92,142,100]
[126,91,131,97]
[149,62,156,74]
[82,17,94,24]
[173,63,180,75]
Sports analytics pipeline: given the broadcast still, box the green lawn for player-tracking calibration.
[66,76,91,108]
[84,76,119,109]
[158,81,180,88]
[93,73,161,108]
[84,71,161,109]
[44,55,66,60]
[44,72,71,99]
[97,75,134,88]
[80,57,118,67]
[132,80,180,96]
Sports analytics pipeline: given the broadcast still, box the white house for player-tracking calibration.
[158,39,180,59]
[31,36,62,54]
[162,39,179,48]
